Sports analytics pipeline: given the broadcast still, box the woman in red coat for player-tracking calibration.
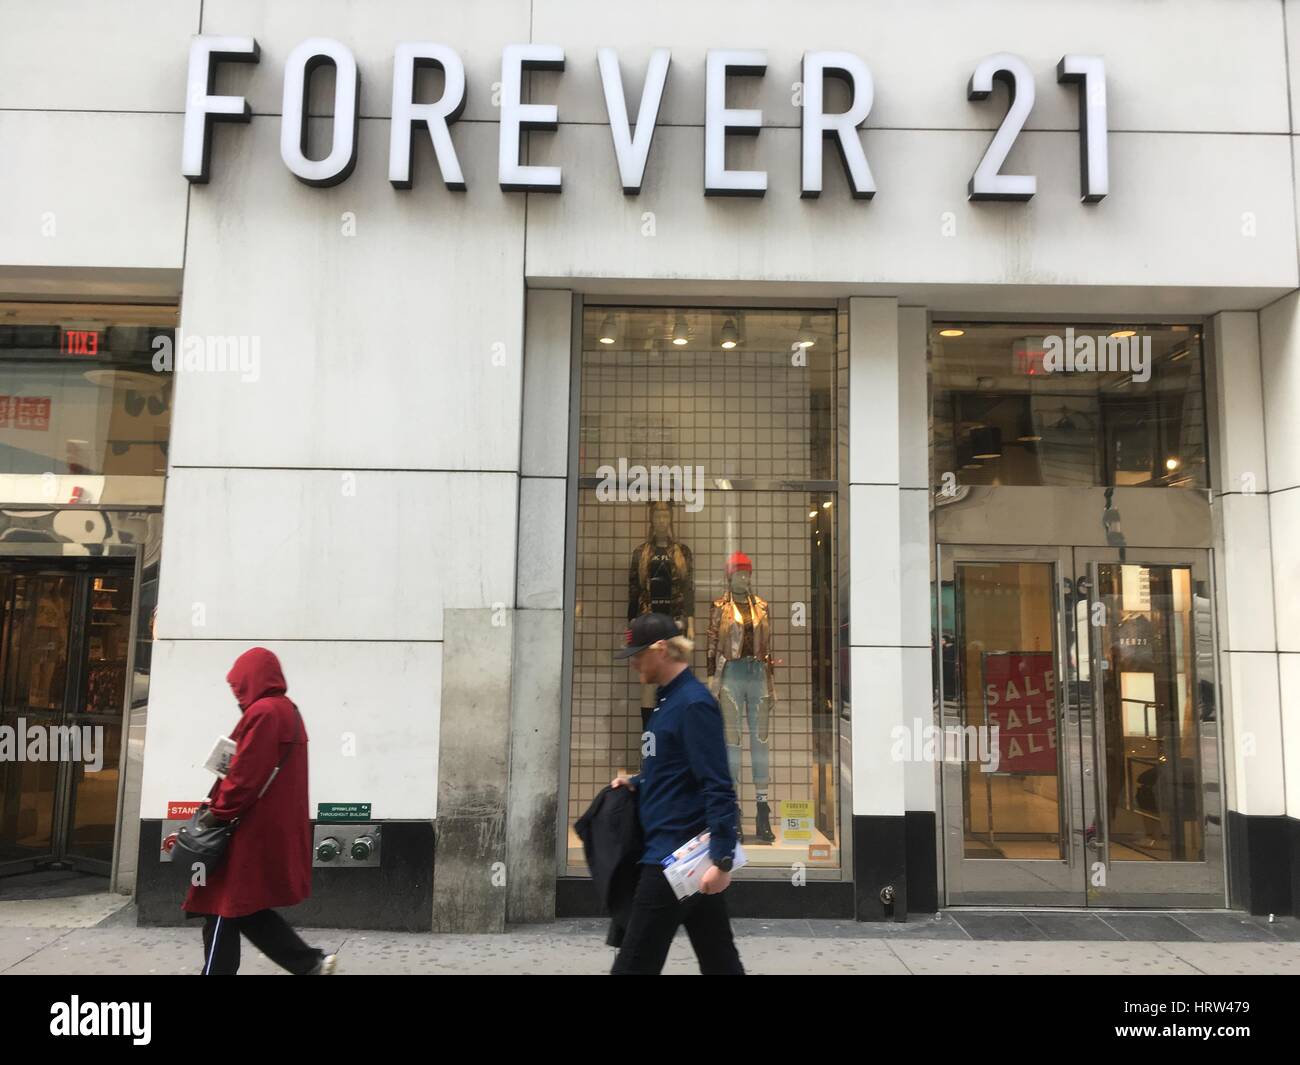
[184,646,335,975]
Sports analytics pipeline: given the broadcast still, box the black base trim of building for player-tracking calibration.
[904,810,939,914]
[1227,810,1299,916]
[853,814,908,920]
[134,820,436,930]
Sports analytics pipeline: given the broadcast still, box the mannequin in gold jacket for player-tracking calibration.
[707,551,777,843]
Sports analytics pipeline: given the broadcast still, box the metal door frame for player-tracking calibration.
[0,556,135,877]
[939,543,1227,908]
[0,563,78,874]
[1073,546,1226,907]
[938,544,1088,905]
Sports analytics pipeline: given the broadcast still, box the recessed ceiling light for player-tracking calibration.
[720,317,739,350]
[1109,329,1137,338]
[796,315,816,348]
[939,328,965,338]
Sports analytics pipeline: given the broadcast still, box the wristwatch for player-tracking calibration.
[714,856,734,873]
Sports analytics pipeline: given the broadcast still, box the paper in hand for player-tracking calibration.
[661,831,747,900]
[203,736,237,778]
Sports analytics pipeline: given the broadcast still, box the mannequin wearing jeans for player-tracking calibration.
[708,552,777,844]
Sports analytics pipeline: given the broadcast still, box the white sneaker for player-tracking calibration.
[312,954,338,975]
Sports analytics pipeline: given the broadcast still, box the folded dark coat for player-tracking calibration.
[574,784,644,948]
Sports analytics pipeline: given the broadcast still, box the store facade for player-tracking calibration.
[3,0,1300,926]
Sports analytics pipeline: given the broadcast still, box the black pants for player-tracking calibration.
[200,910,324,975]
[611,863,744,975]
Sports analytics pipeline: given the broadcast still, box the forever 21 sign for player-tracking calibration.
[181,36,1109,203]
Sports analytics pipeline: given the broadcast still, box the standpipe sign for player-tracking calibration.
[183,38,1109,202]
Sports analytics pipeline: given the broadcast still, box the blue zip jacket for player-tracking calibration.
[630,667,738,864]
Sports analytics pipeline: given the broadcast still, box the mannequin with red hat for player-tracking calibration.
[707,551,777,844]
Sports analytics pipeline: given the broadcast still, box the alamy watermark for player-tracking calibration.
[891,718,1001,773]
[1042,327,1151,383]
[151,331,261,382]
[594,458,705,513]
[0,717,105,772]
[50,997,151,1045]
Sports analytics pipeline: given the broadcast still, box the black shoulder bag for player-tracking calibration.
[174,727,296,870]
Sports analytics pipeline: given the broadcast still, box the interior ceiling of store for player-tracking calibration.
[582,306,837,352]
[932,323,1201,393]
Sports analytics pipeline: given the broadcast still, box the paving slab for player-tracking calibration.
[1158,940,1300,976]
[0,927,67,971]
[886,940,1204,975]
[0,893,131,929]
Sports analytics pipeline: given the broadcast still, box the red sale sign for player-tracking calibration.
[982,651,1058,774]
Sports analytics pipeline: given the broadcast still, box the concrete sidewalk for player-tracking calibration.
[2,893,1299,975]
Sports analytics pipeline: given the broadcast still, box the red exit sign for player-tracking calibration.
[61,329,101,356]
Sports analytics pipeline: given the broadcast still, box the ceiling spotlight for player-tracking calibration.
[796,316,816,348]
[720,317,739,350]
[1165,457,1180,471]
[1109,329,1137,338]
[1017,400,1041,443]
[822,500,833,508]
[671,314,690,346]
[970,426,1002,460]
[939,328,965,338]
[598,314,616,345]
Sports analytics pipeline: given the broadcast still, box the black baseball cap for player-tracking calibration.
[614,613,681,659]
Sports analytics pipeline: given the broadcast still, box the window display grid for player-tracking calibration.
[568,490,829,831]
[578,348,825,483]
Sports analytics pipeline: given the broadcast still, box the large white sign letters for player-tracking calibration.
[181,37,1108,203]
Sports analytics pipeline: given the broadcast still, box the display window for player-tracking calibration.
[566,306,844,871]
[0,303,178,506]
[932,323,1207,490]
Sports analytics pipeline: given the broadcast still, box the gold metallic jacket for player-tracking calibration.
[708,592,776,696]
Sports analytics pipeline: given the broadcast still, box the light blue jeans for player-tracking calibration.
[718,658,771,790]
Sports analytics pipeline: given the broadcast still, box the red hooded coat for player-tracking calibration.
[183,647,312,917]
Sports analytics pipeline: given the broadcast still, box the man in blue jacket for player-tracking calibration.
[610,612,744,975]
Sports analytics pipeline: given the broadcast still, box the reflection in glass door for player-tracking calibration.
[940,547,1084,904]
[0,560,135,875]
[0,570,75,868]
[1077,551,1223,905]
[939,546,1224,907]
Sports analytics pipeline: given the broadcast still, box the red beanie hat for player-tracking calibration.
[725,551,753,576]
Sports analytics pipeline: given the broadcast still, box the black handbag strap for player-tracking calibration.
[249,707,303,802]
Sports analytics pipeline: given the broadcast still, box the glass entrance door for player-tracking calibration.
[938,545,1224,907]
[0,559,135,875]
[1075,549,1224,906]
